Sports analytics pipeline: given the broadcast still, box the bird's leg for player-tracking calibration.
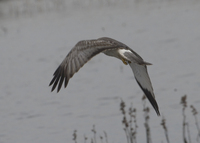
[121,58,128,65]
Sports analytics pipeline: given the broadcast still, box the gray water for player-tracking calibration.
[0,0,200,142]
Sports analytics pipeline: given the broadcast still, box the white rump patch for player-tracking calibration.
[118,49,132,55]
[118,49,132,60]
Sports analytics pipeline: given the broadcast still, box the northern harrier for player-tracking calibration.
[49,37,160,116]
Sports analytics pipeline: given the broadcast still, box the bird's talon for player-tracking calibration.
[122,59,128,65]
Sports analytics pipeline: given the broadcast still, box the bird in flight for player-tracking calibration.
[49,37,160,116]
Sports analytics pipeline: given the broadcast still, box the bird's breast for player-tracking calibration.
[103,49,121,59]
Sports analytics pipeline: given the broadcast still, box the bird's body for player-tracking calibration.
[49,37,160,115]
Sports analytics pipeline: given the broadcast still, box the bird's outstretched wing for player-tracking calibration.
[49,39,120,92]
[123,51,160,115]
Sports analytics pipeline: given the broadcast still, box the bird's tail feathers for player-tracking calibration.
[141,61,152,65]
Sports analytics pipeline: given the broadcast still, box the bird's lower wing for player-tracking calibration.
[118,49,160,115]
[129,62,160,115]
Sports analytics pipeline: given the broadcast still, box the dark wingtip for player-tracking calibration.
[49,64,71,93]
[145,91,160,116]
[49,66,62,92]
[148,94,160,116]
[49,75,56,87]
[57,70,65,93]
[51,87,55,92]
[64,77,69,88]
[144,90,160,116]
[155,106,160,116]
[136,80,160,116]
[147,94,160,116]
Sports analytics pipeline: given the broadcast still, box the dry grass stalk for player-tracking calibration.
[120,99,138,143]
[73,130,77,143]
[103,131,108,143]
[84,134,88,143]
[100,135,103,143]
[180,95,188,143]
[91,125,97,143]
[190,105,200,142]
[72,95,200,143]
[161,115,170,143]
[142,95,152,143]
[129,104,137,143]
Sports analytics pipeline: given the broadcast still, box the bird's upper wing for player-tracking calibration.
[49,39,120,92]
[123,51,160,115]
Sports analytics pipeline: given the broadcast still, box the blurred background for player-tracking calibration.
[0,0,200,143]
[0,0,196,18]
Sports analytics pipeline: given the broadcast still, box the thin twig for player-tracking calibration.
[180,95,188,143]
[186,123,191,143]
[104,131,108,143]
[73,130,77,143]
[161,115,170,143]
[142,95,152,143]
[91,125,97,143]
[84,134,88,143]
[191,105,200,142]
